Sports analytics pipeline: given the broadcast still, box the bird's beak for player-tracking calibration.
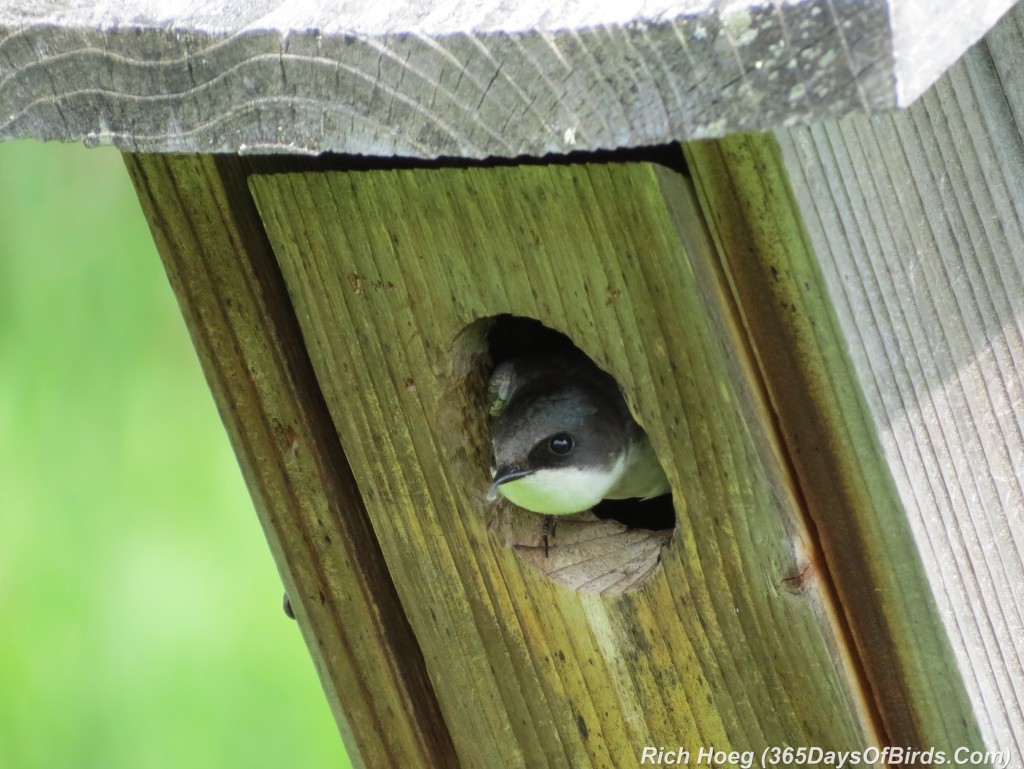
[487,465,535,501]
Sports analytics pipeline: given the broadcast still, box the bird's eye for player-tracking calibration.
[548,433,574,455]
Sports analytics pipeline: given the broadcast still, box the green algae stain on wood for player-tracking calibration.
[248,161,871,767]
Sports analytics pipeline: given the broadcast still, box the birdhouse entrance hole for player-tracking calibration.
[455,314,675,594]
[487,316,676,530]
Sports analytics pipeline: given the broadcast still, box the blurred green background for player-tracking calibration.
[0,141,350,768]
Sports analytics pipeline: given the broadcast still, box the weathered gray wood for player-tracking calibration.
[685,134,985,760]
[775,3,1024,761]
[890,0,1015,107]
[0,0,1015,158]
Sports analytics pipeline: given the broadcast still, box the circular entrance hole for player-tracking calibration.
[455,314,675,594]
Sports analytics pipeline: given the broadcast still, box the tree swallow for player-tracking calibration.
[487,351,670,515]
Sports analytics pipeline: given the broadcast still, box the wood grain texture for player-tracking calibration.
[685,133,986,758]
[249,162,874,766]
[124,154,459,769]
[774,4,1024,761]
[0,0,1010,158]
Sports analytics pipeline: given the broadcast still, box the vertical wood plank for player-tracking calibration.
[250,162,873,766]
[685,134,985,755]
[124,154,459,769]
[773,3,1024,758]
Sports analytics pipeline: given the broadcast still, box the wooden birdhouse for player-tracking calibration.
[4,0,1023,765]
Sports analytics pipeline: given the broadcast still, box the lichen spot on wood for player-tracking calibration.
[454,314,675,595]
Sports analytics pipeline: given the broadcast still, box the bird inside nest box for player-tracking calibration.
[246,155,873,760]
[247,156,811,598]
